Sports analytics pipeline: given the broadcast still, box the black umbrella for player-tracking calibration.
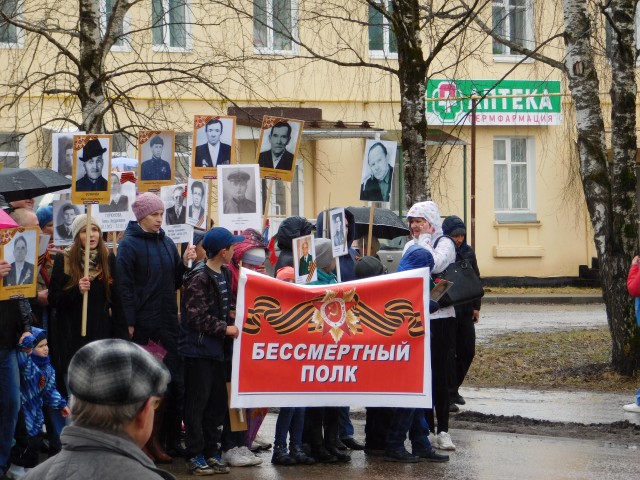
[0,168,72,202]
[346,206,410,240]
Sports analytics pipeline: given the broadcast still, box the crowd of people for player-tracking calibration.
[0,193,483,479]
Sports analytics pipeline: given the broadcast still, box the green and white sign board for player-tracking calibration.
[426,79,562,126]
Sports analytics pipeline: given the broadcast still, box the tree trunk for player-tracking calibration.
[78,0,108,133]
[392,0,429,207]
[563,0,640,375]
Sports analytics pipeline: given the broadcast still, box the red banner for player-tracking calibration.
[230,269,432,408]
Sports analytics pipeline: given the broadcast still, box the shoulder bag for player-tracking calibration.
[432,236,484,308]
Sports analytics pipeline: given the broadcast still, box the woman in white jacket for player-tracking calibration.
[403,201,457,451]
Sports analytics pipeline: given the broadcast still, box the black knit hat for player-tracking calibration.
[355,256,385,279]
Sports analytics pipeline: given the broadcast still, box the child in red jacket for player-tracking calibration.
[624,256,640,413]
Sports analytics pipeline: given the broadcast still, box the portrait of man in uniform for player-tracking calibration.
[223,169,257,214]
[332,213,345,248]
[140,135,172,181]
[76,139,108,192]
[298,240,312,276]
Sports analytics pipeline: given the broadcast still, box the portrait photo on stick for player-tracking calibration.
[360,139,397,203]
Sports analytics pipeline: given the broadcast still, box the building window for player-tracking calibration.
[253,0,297,53]
[492,0,533,57]
[494,137,536,221]
[0,0,21,47]
[101,0,129,51]
[0,133,23,168]
[152,0,190,50]
[369,0,397,59]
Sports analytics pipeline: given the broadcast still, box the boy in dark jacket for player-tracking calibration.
[441,215,481,409]
[180,227,245,475]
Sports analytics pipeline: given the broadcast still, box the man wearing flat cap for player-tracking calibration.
[223,169,256,214]
[76,139,108,192]
[141,136,172,181]
[24,339,175,480]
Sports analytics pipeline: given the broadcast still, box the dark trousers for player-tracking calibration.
[365,407,393,451]
[304,407,339,451]
[10,409,43,468]
[454,313,476,393]
[183,357,227,458]
[425,318,453,433]
[385,408,432,453]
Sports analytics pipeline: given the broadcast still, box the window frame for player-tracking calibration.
[0,0,24,49]
[368,0,398,60]
[253,0,299,55]
[100,0,131,52]
[0,132,25,168]
[493,136,537,222]
[492,0,534,62]
[151,0,192,52]
[262,160,304,217]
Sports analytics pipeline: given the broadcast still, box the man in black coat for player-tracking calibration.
[258,121,295,171]
[194,119,231,167]
[76,139,108,192]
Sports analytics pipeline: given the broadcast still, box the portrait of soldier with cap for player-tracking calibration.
[140,135,172,181]
[223,168,257,214]
[75,138,109,192]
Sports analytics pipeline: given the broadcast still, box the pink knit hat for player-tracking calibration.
[131,193,164,221]
[276,266,295,282]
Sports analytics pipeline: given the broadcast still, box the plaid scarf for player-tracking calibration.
[63,247,102,279]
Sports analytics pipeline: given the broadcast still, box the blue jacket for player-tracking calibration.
[18,330,67,438]
[116,221,186,332]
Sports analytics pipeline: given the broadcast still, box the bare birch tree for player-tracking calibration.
[477,0,640,374]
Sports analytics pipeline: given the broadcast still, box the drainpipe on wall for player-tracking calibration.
[471,99,477,248]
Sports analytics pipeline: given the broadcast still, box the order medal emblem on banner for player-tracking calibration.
[231,268,432,409]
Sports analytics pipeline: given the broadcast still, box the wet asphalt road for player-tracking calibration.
[164,303,639,479]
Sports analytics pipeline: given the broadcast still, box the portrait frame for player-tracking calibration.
[191,115,237,179]
[71,134,112,205]
[256,116,304,182]
[359,139,398,203]
[94,172,137,232]
[52,200,84,246]
[137,130,175,192]
[292,234,317,284]
[218,164,262,232]
[329,207,348,257]
[186,178,209,230]
[0,227,40,300]
[52,131,85,192]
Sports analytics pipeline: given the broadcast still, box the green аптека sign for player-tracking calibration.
[426,79,562,126]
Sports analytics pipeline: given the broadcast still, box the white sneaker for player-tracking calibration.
[237,446,263,465]
[436,431,456,451]
[6,464,26,479]
[222,447,254,467]
[623,403,640,413]
[253,435,272,450]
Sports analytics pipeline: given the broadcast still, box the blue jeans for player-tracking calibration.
[0,349,20,473]
[274,407,305,450]
[338,406,354,439]
[385,408,433,453]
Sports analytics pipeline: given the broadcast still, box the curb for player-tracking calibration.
[483,294,603,305]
